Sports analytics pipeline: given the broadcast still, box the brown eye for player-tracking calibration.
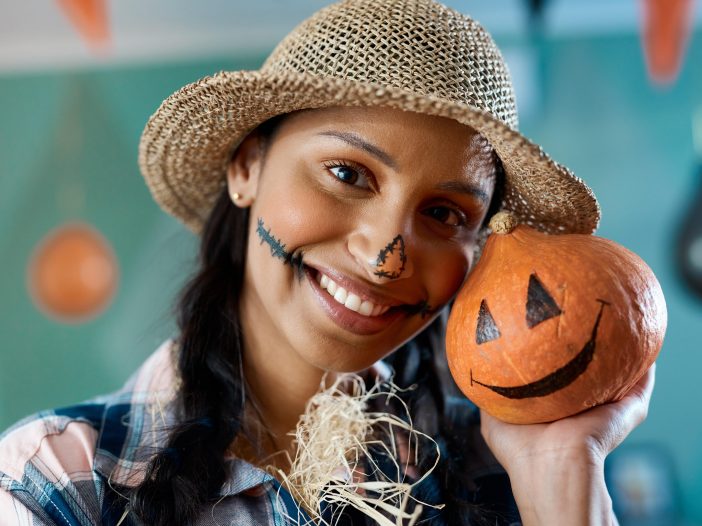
[425,206,464,227]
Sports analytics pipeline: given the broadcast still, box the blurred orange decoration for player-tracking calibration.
[641,0,694,85]
[27,223,119,323]
[57,0,110,49]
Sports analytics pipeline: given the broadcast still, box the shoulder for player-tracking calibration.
[0,339,180,525]
[0,410,102,525]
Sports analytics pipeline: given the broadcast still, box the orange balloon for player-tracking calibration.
[27,222,118,323]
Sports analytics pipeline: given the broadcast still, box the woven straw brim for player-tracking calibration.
[139,69,600,235]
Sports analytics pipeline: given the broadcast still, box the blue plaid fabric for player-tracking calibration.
[0,341,319,525]
[0,340,519,525]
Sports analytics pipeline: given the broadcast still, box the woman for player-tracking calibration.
[0,0,654,524]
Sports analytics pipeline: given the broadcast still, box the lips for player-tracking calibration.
[303,265,410,336]
[317,273,391,317]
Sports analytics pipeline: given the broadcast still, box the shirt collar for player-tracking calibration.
[92,340,273,497]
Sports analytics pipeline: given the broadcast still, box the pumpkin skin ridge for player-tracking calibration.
[446,224,666,424]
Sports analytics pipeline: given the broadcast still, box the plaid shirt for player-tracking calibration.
[0,340,519,525]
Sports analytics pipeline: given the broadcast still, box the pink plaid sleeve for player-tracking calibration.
[0,487,50,525]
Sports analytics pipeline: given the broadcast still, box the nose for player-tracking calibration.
[347,228,415,282]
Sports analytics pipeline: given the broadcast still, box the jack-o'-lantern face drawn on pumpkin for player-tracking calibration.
[446,216,666,424]
[469,273,610,399]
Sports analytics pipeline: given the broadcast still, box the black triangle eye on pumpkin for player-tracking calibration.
[526,273,562,328]
[476,299,501,344]
[476,273,561,345]
[447,211,667,425]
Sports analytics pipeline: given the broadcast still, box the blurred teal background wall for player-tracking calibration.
[1,29,701,522]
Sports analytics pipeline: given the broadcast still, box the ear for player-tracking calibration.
[226,132,265,207]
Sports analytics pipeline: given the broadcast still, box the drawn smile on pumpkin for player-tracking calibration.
[470,298,609,399]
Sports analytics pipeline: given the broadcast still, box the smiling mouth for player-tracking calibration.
[316,271,392,317]
[301,264,432,336]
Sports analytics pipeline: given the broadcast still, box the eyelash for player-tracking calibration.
[424,201,470,228]
[321,159,471,229]
[322,159,373,189]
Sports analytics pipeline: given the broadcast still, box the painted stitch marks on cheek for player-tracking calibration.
[373,234,437,318]
[401,300,433,319]
[256,217,305,280]
[256,218,434,318]
[374,235,407,279]
[256,217,288,261]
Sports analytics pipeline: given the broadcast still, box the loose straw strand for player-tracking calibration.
[273,373,444,526]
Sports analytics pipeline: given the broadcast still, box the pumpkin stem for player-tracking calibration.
[488,211,519,234]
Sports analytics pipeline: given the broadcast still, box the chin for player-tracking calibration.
[303,344,390,375]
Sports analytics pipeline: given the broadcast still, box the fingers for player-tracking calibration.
[619,362,656,427]
[596,362,657,454]
[479,409,507,444]
[478,364,658,463]
[637,361,656,401]
[478,409,512,468]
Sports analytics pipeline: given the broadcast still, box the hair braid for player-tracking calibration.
[128,115,286,525]
[129,191,249,525]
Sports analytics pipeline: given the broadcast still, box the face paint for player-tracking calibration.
[400,299,433,319]
[373,235,407,280]
[256,217,288,261]
[256,217,305,280]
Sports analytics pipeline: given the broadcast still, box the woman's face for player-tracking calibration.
[228,106,497,374]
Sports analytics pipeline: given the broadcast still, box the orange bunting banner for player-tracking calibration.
[641,0,694,85]
[57,0,110,50]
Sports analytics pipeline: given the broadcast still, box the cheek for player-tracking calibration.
[253,163,349,250]
[421,245,472,303]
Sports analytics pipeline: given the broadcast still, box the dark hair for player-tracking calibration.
[128,114,507,525]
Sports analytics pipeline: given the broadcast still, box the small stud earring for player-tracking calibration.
[232,192,241,200]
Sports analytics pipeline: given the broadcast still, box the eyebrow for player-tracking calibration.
[318,130,489,204]
[318,131,398,170]
[434,180,490,205]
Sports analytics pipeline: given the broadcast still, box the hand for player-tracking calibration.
[479,363,656,526]
[480,363,656,469]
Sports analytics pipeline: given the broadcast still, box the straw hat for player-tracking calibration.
[139,0,600,235]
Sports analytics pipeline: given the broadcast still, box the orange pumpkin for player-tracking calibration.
[27,222,119,323]
[446,212,667,424]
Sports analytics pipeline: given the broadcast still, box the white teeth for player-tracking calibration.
[358,300,374,316]
[344,293,362,312]
[371,304,390,316]
[317,272,392,317]
[333,288,348,304]
[327,280,337,295]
